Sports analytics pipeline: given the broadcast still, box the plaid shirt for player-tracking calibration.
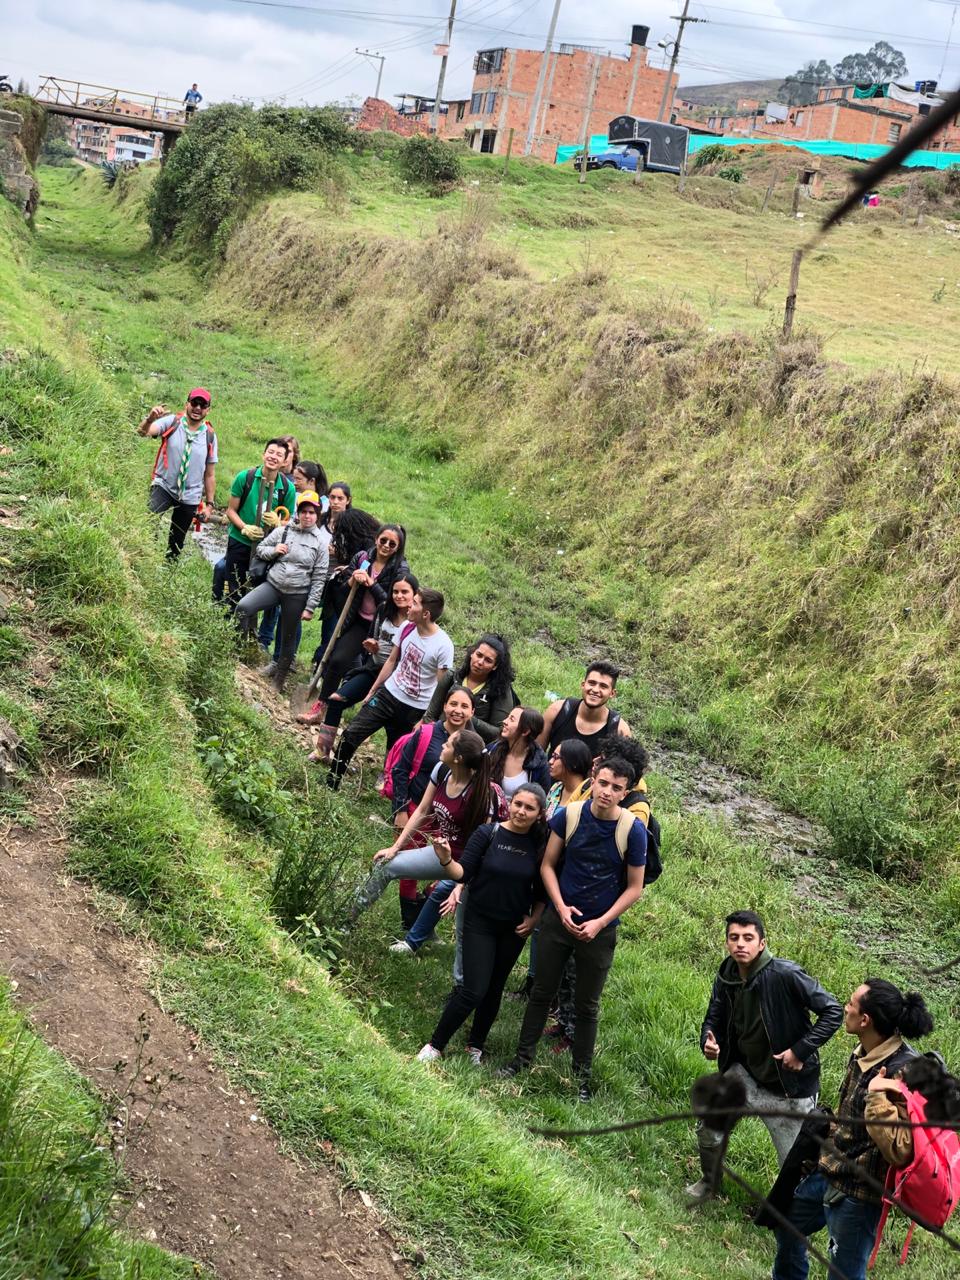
[819,1036,915,1202]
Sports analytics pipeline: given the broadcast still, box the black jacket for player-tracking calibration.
[701,954,842,1099]
[326,548,411,631]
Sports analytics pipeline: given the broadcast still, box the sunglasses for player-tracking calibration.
[378,537,399,548]
[189,397,209,408]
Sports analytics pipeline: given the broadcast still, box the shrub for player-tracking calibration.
[717,165,744,184]
[692,142,729,170]
[814,757,926,874]
[147,103,353,255]
[39,137,76,167]
[397,134,463,192]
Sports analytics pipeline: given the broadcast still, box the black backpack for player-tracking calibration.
[624,787,662,885]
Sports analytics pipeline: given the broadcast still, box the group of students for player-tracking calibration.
[141,390,957,1279]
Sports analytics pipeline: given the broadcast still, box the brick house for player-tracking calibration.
[442,26,677,158]
[707,83,960,151]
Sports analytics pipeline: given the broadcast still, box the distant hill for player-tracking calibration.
[678,79,784,110]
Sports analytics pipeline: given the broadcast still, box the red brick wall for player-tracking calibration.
[463,45,676,158]
[356,97,428,137]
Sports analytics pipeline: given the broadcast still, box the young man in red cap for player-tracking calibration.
[138,388,218,560]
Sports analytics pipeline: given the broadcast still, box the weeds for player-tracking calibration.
[0,994,193,1279]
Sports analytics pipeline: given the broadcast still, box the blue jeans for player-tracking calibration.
[773,1173,882,1280]
[406,879,455,950]
[406,881,466,984]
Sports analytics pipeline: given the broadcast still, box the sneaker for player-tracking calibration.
[388,939,414,955]
[549,1034,572,1055]
[497,1059,524,1080]
[465,1046,483,1066]
[416,1043,442,1062]
[261,661,278,678]
[576,1078,593,1103]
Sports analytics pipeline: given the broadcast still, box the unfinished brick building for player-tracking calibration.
[446,25,677,159]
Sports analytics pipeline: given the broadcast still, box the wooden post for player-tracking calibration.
[502,126,515,178]
[782,248,803,339]
[791,179,802,217]
[677,152,688,194]
[578,56,601,186]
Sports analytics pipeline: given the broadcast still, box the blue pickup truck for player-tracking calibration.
[574,143,644,173]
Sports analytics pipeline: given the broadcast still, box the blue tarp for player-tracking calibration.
[555,132,960,170]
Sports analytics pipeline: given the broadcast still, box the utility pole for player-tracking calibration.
[577,56,602,185]
[656,2,706,122]
[523,0,562,155]
[431,0,458,133]
[355,49,385,100]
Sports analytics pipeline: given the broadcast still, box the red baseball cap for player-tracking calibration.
[187,387,211,405]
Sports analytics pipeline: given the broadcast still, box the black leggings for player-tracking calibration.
[430,909,526,1052]
[316,618,368,701]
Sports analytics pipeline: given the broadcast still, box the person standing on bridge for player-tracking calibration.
[138,388,217,561]
[184,84,202,118]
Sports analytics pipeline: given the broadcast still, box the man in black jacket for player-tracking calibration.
[686,910,842,1203]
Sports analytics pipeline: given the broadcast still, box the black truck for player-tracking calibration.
[598,115,689,175]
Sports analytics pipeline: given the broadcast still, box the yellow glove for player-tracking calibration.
[241,523,265,541]
[261,510,281,530]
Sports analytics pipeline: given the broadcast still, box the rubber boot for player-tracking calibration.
[685,1142,723,1204]
[308,723,336,763]
[272,660,292,695]
[296,698,326,725]
[399,895,421,931]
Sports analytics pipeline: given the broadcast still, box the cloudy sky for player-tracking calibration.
[5,0,960,110]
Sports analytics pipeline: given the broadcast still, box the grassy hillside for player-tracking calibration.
[205,160,960,877]
[2,150,959,1280]
[679,80,784,110]
[280,144,960,375]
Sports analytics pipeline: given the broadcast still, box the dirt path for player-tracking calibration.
[0,783,407,1280]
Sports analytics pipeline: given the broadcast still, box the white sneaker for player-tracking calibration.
[388,940,414,955]
[465,1046,483,1066]
[417,1044,442,1062]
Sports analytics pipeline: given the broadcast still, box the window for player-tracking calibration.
[470,91,483,114]
[474,48,504,74]
[888,122,902,142]
[456,101,465,121]
[480,129,497,153]
[485,91,497,114]
[795,111,804,126]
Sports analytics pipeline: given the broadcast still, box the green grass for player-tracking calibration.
[0,986,196,1280]
[1,159,959,1280]
[289,144,960,374]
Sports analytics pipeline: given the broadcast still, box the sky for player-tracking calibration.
[5,0,960,110]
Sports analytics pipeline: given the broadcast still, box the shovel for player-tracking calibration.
[290,579,359,715]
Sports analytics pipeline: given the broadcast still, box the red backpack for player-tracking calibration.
[380,722,434,801]
[869,1081,960,1267]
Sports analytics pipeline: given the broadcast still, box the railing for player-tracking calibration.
[35,77,186,125]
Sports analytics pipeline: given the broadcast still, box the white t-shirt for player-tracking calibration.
[385,624,454,710]
[501,769,530,799]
